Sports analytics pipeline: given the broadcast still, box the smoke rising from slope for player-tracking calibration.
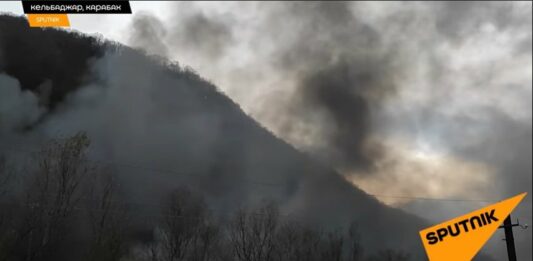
[127,2,405,173]
[0,74,43,134]
[129,11,169,58]
[123,0,531,204]
[0,1,531,259]
[122,2,531,259]
[251,2,398,173]
[0,14,437,258]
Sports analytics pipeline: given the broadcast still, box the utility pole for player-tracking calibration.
[500,215,517,261]
[498,214,527,261]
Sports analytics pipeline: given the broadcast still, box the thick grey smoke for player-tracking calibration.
[0,14,437,258]
[120,2,531,260]
[128,2,233,63]
[0,74,43,135]
[129,2,404,174]
[123,2,408,175]
[270,2,400,173]
[129,11,169,58]
[1,1,531,259]
[167,2,233,61]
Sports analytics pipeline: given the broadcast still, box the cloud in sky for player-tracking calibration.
[0,2,531,259]
[121,3,532,259]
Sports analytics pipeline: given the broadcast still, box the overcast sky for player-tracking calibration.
[1,2,531,260]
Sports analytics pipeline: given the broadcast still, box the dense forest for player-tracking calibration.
[0,134,412,261]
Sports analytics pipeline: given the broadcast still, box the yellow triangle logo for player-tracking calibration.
[419,192,527,261]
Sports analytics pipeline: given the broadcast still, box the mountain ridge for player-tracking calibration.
[0,14,453,259]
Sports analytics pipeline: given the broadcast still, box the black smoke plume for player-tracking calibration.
[0,14,432,259]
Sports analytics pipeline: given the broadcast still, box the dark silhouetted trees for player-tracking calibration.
[0,134,411,261]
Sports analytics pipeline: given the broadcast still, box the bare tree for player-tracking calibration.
[228,202,280,261]
[85,169,129,261]
[156,187,219,261]
[0,135,413,261]
[0,156,16,261]
[188,219,222,261]
[318,229,344,261]
[274,220,322,261]
[0,156,11,198]
[14,132,92,260]
[345,222,363,261]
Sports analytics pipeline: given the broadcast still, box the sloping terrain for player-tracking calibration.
[0,14,432,258]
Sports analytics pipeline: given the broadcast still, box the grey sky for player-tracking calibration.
[1,2,531,260]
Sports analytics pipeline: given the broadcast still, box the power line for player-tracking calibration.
[0,146,505,203]
[364,194,496,203]
[0,198,310,222]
